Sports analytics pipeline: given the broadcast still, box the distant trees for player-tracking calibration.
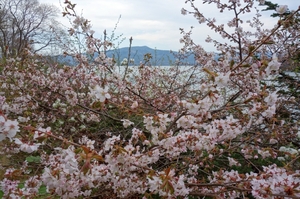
[0,0,60,59]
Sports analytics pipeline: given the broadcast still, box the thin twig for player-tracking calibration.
[123,37,133,81]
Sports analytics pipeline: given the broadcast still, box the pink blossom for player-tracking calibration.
[131,101,138,109]
[0,178,20,196]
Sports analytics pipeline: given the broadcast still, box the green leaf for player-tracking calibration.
[0,190,4,198]
[18,182,24,188]
[38,185,47,195]
[26,156,41,163]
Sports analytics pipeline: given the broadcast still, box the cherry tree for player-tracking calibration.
[0,0,300,198]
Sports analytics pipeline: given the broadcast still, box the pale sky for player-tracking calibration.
[40,0,299,52]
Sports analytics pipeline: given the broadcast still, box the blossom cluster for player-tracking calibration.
[0,0,300,198]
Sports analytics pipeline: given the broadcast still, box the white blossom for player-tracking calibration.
[215,72,231,87]
[0,116,19,141]
[89,85,111,102]
[14,138,40,153]
[276,5,288,15]
[121,119,134,128]
[265,54,281,76]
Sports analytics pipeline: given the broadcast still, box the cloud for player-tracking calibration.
[40,0,299,51]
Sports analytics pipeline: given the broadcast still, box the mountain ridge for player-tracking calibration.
[51,46,196,66]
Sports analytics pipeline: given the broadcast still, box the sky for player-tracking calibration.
[40,0,299,52]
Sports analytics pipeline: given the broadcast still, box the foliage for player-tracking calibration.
[0,0,300,198]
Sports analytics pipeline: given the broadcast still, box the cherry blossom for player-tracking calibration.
[276,5,288,15]
[264,91,278,106]
[265,54,281,76]
[89,85,111,102]
[0,0,300,198]
[121,119,134,128]
[131,101,138,109]
[14,138,41,153]
[0,116,19,141]
[215,72,231,87]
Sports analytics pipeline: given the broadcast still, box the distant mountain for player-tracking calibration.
[49,46,196,66]
[107,46,195,66]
